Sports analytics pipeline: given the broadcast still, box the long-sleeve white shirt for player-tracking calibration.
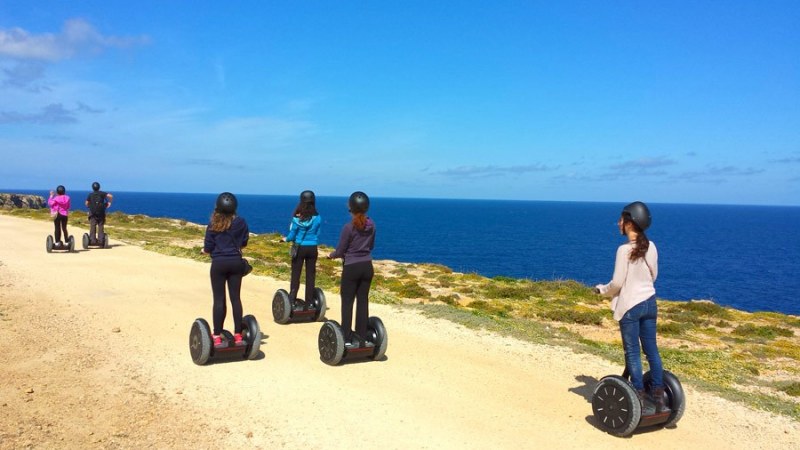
[596,241,658,321]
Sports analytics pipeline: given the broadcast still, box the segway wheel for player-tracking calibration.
[189,318,212,365]
[103,233,110,249]
[644,370,686,428]
[82,233,89,249]
[46,235,54,253]
[592,375,641,437]
[67,235,75,252]
[314,287,327,321]
[242,315,261,360]
[318,320,345,366]
[272,289,292,324]
[366,316,388,360]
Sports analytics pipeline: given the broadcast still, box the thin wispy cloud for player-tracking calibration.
[0,18,150,61]
[181,158,252,171]
[770,156,800,164]
[608,156,676,172]
[0,103,77,124]
[1,61,50,92]
[670,165,764,184]
[436,163,555,178]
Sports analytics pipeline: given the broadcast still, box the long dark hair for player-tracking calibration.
[293,201,318,221]
[622,213,649,261]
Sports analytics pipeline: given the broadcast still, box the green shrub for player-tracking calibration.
[538,308,605,326]
[780,382,800,397]
[674,300,732,319]
[468,300,513,318]
[659,321,690,336]
[733,324,794,340]
[434,294,460,306]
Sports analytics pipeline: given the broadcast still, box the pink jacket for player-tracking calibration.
[48,194,71,216]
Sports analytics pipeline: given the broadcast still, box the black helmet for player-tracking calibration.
[348,191,369,214]
[215,192,238,214]
[92,182,100,191]
[56,185,65,195]
[300,190,315,204]
[622,201,651,231]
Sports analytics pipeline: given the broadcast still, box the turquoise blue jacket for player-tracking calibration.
[286,215,321,246]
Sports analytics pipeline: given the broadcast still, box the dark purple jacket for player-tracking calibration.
[329,218,376,265]
[203,216,249,261]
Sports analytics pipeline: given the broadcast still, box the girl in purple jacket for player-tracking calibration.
[48,185,71,247]
[328,191,376,347]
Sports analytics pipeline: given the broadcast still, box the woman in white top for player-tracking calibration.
[595,201,669,414]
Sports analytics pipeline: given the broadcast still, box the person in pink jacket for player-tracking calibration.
[48,185,71,248]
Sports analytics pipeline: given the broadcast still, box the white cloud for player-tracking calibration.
[0,18,150,61]
[435,163,555,178]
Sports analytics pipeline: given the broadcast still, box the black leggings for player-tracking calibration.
[53,214,68,242]
[290,245,318,302]
[210,258,244,335]
[340,260,373,340]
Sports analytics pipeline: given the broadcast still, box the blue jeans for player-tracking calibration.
[619,295,664,391]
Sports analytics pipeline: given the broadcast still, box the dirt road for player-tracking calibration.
[0,214,796,449]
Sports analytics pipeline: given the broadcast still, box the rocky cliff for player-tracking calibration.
[0,193,47,209]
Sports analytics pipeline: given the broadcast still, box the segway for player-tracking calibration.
[591,367,686,437]
[318,317,387,366]
[46,235,75,253]
[189,314,261,365]
[82,233,110,249]
[272,287,327,324]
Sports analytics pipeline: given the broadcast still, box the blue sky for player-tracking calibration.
[1,1,798,205]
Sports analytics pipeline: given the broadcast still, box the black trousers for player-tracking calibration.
[340,260,374,340]
[53,214,68,242]
[210,258,244,335]
[89,215,106,242]
[290,245,318,302]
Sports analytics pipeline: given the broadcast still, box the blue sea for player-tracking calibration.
[13,189,800,316]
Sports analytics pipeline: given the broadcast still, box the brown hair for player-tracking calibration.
[293,201,318,221]
[209,211,234,232]
[622,213,649,261]
[352,213,368,231]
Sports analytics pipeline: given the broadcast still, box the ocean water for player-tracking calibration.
[14,189,800,316]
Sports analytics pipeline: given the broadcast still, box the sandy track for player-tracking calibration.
[0,214,797,449]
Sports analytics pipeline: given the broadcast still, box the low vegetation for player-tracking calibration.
[5,207,799,420]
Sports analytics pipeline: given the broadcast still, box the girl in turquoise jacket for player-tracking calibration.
[283,190,322,309]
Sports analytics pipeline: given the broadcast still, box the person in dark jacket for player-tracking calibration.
[328,191,376,347]
[283,190,322,310]
[201,192,249,347]
[85,181,113,245]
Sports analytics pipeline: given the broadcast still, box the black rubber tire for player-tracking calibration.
[189,318,212,365]
[318,320,345,366]
[314,287,327,321]
[592,375,641,437]
[644,370,686,428]
[67,235,75,252]
[103,233,110,249]
[82,233,89,249]
[242,315,261,360]
[366,316,388,360]
[46,235,53,253]
[272,289,292,324]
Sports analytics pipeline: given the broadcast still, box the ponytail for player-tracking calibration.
[352,213,367,231]
[623,213,649,261]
